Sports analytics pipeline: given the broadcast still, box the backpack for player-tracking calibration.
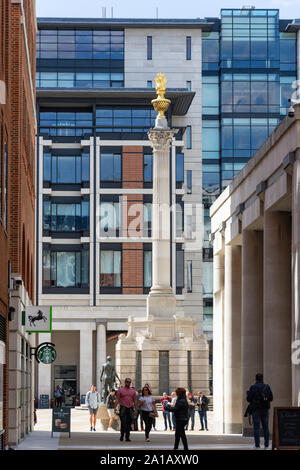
[253,384,270,409]
[55,388,61,398]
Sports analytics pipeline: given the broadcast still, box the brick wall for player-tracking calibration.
[0,0,36,448]
[0,0,11,449]
[10,0,36,300]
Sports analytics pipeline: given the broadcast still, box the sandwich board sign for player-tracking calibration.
[272,407,300,450]
[23,306,52,333]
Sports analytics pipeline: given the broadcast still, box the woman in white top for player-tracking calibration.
[138,386,157,441]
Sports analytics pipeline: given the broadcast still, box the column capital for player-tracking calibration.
[148,128,175,152]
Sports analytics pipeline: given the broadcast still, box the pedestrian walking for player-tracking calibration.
[170,391,177,430]
[106,389,117,429]
[114,377,137,442]
[144,383,157,430]
[246,373,273,449]
[161,392,172,431]
[197,391,209,431]
[186,392,197,430]
[135,389,144,431]
[85,384,101,431]
[166,388,189,450]
[55,385,63,408]
[138,386,157,442]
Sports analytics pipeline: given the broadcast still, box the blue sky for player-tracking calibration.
[36,0,300,19]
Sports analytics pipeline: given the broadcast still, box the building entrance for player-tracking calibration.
[53,365,77,407]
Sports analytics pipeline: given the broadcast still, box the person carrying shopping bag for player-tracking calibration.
[138,385,158,442]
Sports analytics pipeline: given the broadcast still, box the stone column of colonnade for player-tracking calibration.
[96,323,106,398]
[292,154,300,406]
[241,230,263,436]
[263,211,292,415]
[223,245,242,434]
[213,246,225,433]
[79,327,93,396]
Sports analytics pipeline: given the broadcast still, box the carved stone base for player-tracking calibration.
[116,315,210,396]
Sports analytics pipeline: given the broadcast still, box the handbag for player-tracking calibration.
[244,404,253,425]
[149,401,158,419]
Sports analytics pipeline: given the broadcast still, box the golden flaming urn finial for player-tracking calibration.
[151,73,171,119]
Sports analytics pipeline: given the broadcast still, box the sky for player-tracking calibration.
[36,0,300,20]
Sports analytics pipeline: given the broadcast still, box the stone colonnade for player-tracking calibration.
[212,148,300,435]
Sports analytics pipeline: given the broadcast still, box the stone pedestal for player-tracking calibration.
[96,404,120,431]
[116,315,209,395]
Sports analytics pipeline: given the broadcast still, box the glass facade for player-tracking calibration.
[201,8,297,340]
[37,29,124,88]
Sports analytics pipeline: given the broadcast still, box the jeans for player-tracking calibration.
[141,411,153,439]
[199,410,208,430]
[120,406,132,440]
[252,409,270,448]
[186,409,195,430]
[174,420,189,450]
[172,413,176,430]
[163,411,172,430]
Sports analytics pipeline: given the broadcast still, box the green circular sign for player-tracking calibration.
[37,345,56,364]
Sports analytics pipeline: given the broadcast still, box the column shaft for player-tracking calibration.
[152,147,171,289]
[80,327,93,396]
[241,230,263,435]
[96,323,106,397]
[147,129,176,318]
[264,211,292,407]
[213,251,225,433]
[224,244,242,434]
[292,157,300,405]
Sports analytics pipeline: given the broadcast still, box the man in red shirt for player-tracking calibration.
[114,378,137,441]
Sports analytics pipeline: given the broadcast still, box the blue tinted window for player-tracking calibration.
[186,126,192,149]
[100,154,121,182]
[144,154,153,182]
[203,121,219,158]
[147,36,152,60]
[43,152,90,184]
[176,154,184,183]
[43,153,51,181]
[202,77,219,114]
[186,36,191,60]
[187,170,192,193]
[202,32,219,70]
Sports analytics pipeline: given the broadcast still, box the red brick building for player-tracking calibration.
[0,0,36,449]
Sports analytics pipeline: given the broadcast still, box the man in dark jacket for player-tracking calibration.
[247,373,273,449]
[197,392,209,431]
[166,388,189,450]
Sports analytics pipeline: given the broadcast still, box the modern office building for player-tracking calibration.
[0,0,37,449]
[35,8,299,402]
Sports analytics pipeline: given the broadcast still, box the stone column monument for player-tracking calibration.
[116,73,209,396]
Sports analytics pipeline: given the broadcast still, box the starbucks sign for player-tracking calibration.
[34,343,57,364]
